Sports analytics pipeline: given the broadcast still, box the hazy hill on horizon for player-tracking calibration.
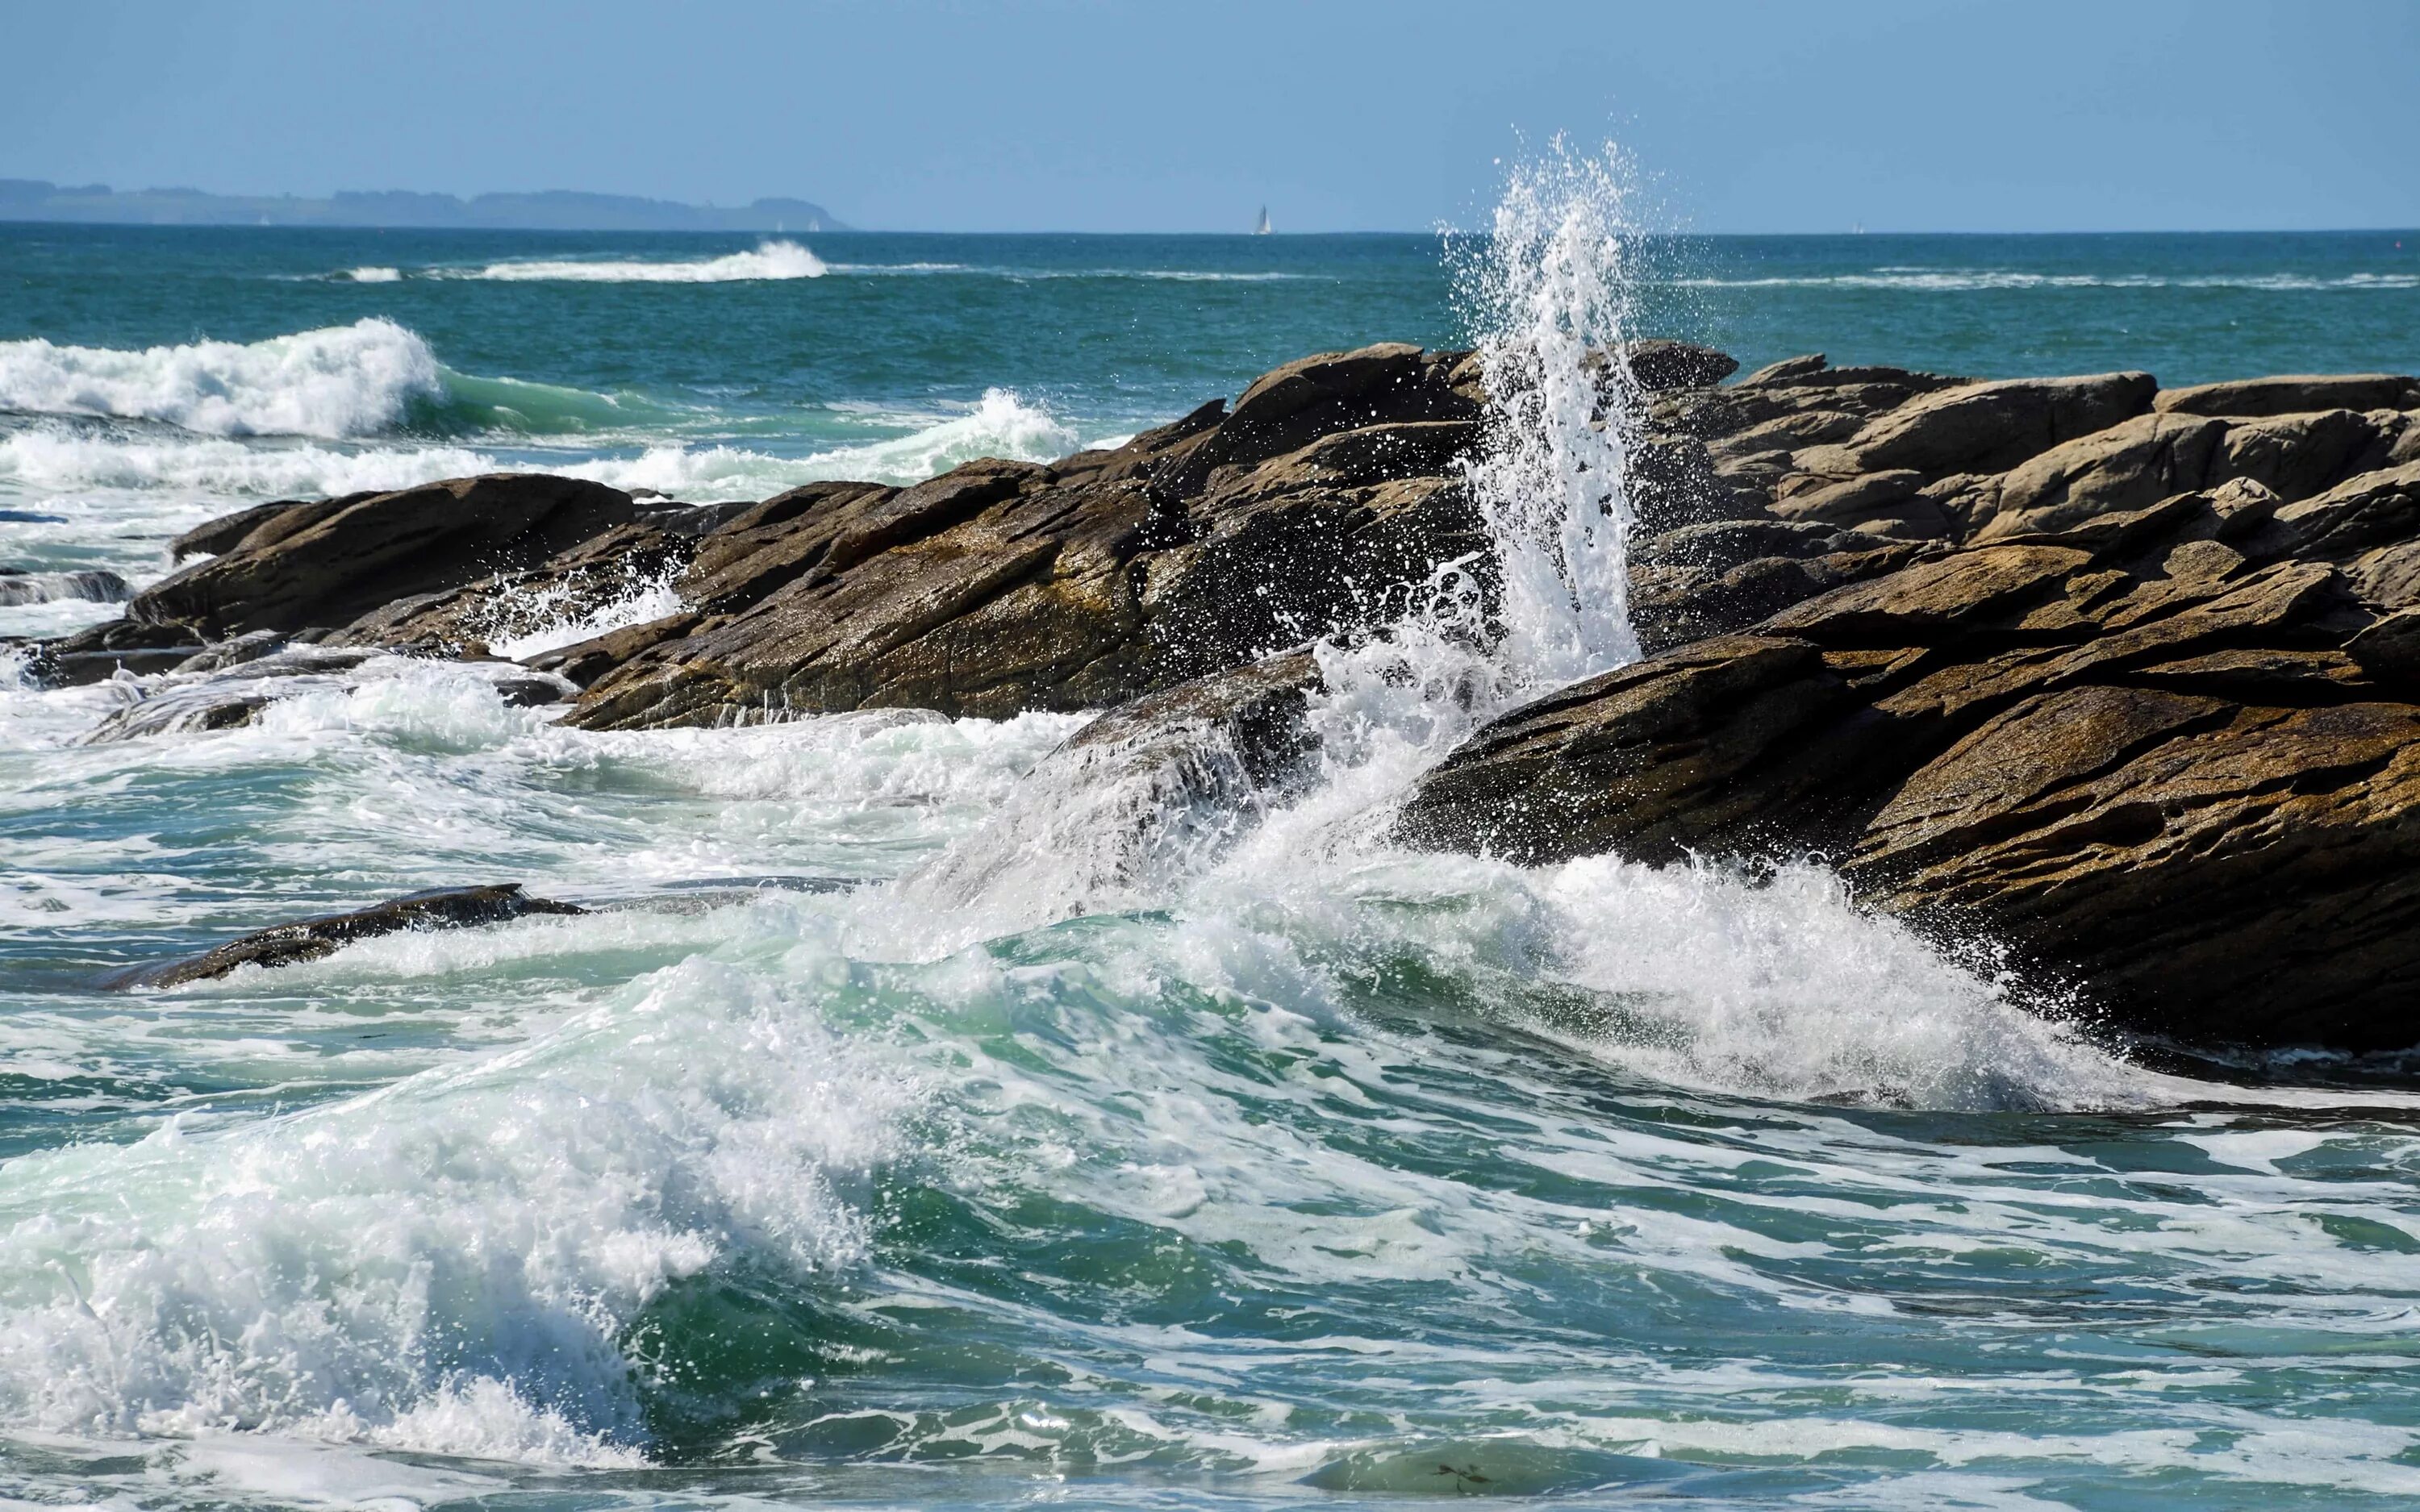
[0,180,848,231]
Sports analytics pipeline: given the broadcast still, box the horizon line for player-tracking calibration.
[4,217,2417,239]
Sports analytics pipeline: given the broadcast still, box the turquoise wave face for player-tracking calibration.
[3,221,2420,1510]
[410,367,692,438]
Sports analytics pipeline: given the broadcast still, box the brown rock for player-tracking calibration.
[1971,413,2227,539]
[1400,481,2420,1048]
[565,346,1491,729]
[132,474,643,638]
[1794,373,2156,481]
[2154,373,2420,418]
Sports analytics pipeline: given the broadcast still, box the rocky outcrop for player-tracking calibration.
[130,474,649,638]
[102,884,586,989]
[561,344,1493,727]
[36,335,2420,1051]
[1401,456,2420,1048]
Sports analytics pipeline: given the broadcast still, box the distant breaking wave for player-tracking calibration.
[467,240,828,283]
[0,319,445,438]
[311,255,1305,285]
[0,388,1089,499]
[0,319,672,439]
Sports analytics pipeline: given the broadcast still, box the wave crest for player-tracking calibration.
[0,318,444,439]
[469,240,828,283]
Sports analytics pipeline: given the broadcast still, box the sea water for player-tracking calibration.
[4,173,2420,1509]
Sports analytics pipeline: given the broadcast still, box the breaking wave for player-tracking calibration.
[0,319,657,439]
[0,388,1087,504]
[0,319,445,438]
[467,240,829,282]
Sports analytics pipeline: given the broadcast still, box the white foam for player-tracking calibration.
[469,240,828,283]
[0,955,916,1454]
[480,562,686,660]
[0,428,493,497]
[0,388,1085,505]
[791,388,1078,480]
[342,266,402,283]
[553,389,1078,494]
[0,319,443,438]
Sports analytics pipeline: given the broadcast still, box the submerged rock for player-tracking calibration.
[102,884,587,989]
[0,568,131,607]
[79,650,574,741]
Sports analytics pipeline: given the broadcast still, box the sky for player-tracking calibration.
[6,0,2417,235]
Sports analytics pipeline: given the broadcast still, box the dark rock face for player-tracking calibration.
[26,619,208,684]
[563,344,1491,728]
[102,884,586,989]
[1402,464,2420,1049]
[131,474,645,638]
[1058,648,1329,801]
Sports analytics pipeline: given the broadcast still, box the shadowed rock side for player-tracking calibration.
[102,884,587,989]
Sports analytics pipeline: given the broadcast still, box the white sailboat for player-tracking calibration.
[1254,206,1271,235]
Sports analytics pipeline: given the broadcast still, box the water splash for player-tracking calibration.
[478,560,687,662]
[891,142,1658,931]
[1451,137,1646,693]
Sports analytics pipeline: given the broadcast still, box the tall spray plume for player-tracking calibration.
[1451,138,1647,694]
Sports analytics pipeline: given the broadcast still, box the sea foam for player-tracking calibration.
[470,240,828,283]
[0,318,444,438]
[0,954,915,1452]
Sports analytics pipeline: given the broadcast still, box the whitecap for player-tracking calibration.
[0,318,443,438]
[468,240,828,283]
[0,427,494,496]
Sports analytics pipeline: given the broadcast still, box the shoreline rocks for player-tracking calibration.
[33,336,2420,1052]
[1400,360,2420,1051]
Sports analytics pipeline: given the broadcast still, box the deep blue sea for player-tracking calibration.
[3,219,2420,1511]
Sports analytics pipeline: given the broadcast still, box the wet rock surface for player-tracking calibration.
[79,650,574,741]
[102,884,587,989]
[564,344,1493,727]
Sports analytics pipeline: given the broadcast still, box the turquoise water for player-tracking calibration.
[3,221,2420,1510]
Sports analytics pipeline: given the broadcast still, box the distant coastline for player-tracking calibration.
[0,180,848,232]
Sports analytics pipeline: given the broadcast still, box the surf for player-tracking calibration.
[465,239,829,283]
[5,157,2420,1512]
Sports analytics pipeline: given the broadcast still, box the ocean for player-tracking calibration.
[3,210,2420,1510]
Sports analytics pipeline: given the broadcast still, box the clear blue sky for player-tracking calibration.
[7,0,2416,234]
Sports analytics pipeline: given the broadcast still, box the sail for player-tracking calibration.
[1255,206,1271,235]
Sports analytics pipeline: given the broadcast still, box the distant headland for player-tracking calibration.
[0,180,849,232]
